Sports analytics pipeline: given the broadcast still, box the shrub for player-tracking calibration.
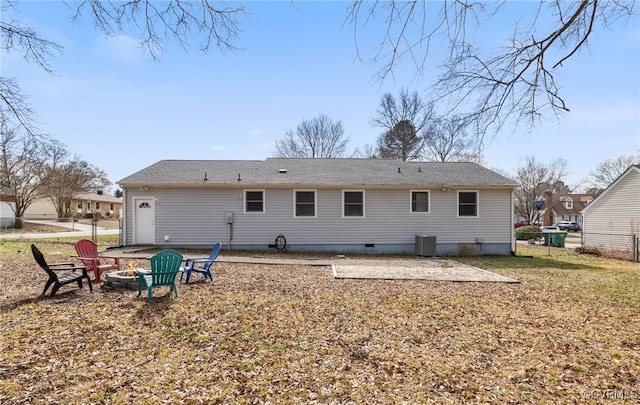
[516,225,541,240]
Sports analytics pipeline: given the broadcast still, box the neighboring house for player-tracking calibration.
[541,192,597,227]
[582,165,640,260]
[24,192,123,220]
[117,159,519,256]
[0,192,16,229]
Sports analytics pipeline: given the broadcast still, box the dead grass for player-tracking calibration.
[1,221,74,234]
[1,219,120,233]
[1,240,638,403]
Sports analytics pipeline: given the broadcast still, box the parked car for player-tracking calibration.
[540,226,560,233]
[555,221,581,232]
[514,220,529,228]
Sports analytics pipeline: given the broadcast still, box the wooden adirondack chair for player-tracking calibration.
[32,244,93,297]
[74,239,121,282]
[137,249,183,301]
[180,241,221,284]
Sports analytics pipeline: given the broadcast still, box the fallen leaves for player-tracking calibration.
[0,243,639,403]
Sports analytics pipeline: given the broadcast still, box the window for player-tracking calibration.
[77,202,82,209]
[110,203,114,210]
[458,191,478,217]
[295,190,316,217]
[95,202,101,210]
[411,191,429,213]
[564,199,573,209]
[344,191,364,217]
[245,190,264,213]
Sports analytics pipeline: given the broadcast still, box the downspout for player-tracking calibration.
[511,188,516,256]
[120,187,126,247]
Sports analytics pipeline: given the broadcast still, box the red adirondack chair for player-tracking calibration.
[74,239,121,282]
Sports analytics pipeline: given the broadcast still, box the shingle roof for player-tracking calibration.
[118,159,518,188]
[550,193,597,216]
[74,192,123,203]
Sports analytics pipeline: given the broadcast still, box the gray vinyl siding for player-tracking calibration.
[124,186,513,250]
[583,169,640,250]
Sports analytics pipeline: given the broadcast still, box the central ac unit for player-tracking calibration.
[415,234,437,256]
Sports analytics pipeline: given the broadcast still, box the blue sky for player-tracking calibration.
[3,1,639,191]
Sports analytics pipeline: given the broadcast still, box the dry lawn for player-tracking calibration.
[1,238,639,404]
[1,219,121,234]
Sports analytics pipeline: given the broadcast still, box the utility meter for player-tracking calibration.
[225,212,233,224]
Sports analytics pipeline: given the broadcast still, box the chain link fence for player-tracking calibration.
[582,232,639,262]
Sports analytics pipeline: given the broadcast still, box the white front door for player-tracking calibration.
[134,198,155,245]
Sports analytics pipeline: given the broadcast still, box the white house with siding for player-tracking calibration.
[117,159,519,256]
[24,193,123,219]
[582,164,640,258]
[0,192,16,229]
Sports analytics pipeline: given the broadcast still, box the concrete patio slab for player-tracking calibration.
[332,258,520,283]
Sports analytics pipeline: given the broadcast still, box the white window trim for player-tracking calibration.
[342,189,365,218]
[457,190,479,218]
[293,189,317,218]
[244,189,266,214]
[410,189,430,214]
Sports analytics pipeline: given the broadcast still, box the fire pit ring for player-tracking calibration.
[102,270,141,290]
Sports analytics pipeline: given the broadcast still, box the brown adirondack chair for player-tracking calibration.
[74,239,121,282]
[32,244,93,296]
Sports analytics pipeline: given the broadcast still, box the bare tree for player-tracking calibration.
[371,88,433,160]
[371,88,433,135]
[1,0,246,134]
[43,143,111,219]
[587,152,640,191]
[68,1,245,57]
[377,120,422,161]
[274,114,350,158]
[352,143,379,158]
[0,120,50,228]
[346,1,636,135]
[513,156,568,224]
[0,118,111,226]
[422,116,482,162]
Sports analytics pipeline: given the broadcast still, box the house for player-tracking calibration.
[24,192,123,220]
[541,192,597,227]
[117,159,519,256]
[581,165,640,260]
[0,191,16,229]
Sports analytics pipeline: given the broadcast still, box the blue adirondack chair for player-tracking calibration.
[138,249,183,301]
[181,242,221,284]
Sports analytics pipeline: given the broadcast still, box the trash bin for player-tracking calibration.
[551,231,567,247]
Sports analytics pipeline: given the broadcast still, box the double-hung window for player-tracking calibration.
[245,190,265,213]
[458,191,478,217]
[343,190,364,217]
[411,191,429,213]
[295,190,316,217]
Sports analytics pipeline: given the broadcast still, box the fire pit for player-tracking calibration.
[102,265,144,290]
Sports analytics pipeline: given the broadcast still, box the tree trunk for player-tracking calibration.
[14,216,24,229]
